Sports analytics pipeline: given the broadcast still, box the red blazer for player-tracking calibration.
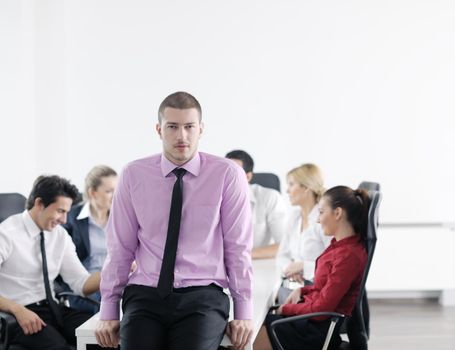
[281,235,367,317]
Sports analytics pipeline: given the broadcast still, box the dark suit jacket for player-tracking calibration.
[63,203,90,263]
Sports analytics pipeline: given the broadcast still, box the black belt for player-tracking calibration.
[25,299,50,307]
[172,283,223,293]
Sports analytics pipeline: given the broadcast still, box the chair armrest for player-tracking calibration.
[56,292,100,307]
[1,311,18,350]
[270,312,345,350]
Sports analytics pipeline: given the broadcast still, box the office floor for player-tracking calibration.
[368,299,455,350]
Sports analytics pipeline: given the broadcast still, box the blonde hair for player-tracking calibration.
[84,165,117,200]
[287,163,325,201]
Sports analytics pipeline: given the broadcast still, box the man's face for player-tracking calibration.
[35,196,72,231]
[229,159,253,183]
[156,107,203,165]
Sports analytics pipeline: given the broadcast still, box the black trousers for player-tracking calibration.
[120,284,230,350]
[265,314,341,350]
[10,303,92,350]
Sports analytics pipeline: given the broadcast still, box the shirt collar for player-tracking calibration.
[22,210,44,238]
[331,234,361,247]
[160,152,201,177]
[77,202,90,220]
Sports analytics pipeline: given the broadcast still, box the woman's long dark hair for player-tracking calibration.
[323,186,371,241]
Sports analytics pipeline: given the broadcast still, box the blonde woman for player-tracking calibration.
[276,164,331,299]
[63,165,117,313]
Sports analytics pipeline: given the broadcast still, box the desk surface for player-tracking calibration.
[76,259,281,349]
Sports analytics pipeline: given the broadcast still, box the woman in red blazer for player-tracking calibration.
[254,186,370,350]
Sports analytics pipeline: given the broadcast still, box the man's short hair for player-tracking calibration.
[158,91,202,123]
[225,150,254,174]
[26,175,81,210]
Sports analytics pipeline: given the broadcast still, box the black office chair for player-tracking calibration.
[358,181,380,192]
[0,193,26,223]
[0,193,96,350]
[269,190,382,350]
[0,193,27,350]
[250,172,281,192]
[347,181,380,345]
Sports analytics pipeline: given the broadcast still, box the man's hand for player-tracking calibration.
[95,320,120,348]
[226,319,253,350]
[13,306,46,335]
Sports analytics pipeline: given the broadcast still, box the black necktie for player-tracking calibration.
[39,232,64,327]
[157,168,186,298]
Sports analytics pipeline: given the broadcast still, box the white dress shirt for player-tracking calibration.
[0,211,90,306]
[276,206,331,281]
[250,184,287,248]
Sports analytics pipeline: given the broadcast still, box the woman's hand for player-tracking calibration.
[284,261,304,281]
[276,305,284,315]
[284,288,302,305]
[286,272,304,284]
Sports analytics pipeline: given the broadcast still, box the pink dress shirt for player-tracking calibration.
[100,152,253,320]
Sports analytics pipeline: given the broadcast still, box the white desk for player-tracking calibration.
[76,259,281,350]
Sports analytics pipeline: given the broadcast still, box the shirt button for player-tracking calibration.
[175,269,179,273]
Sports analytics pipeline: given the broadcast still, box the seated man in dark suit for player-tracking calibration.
[0,175,101,350]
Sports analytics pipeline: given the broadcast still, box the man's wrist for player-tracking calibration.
[8,302,24,315]
[99,301,121,320]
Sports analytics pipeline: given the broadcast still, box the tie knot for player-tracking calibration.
[173,168,186,179]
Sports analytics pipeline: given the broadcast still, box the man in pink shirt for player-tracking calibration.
[95,91,254,350]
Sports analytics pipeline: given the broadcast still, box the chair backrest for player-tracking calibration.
[345,190,381,349]
[359,190,380,300]
[0,193,26,223]
[358,181,381,192]
[250,172,281,192]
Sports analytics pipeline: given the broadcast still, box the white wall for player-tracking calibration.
[367,225,455,291]
[0,0,36,195]
[1,0,455,224]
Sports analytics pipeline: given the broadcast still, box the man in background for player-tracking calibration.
[0,175,101,350]
[226,150,287,259]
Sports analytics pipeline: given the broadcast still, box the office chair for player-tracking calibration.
[358,181,380,192]
[269,190,382,350]
[0,194,97,350]
[346,181,380,344]
[0,193,26,223]
[250,172,281,192]
[0,193,27,350]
